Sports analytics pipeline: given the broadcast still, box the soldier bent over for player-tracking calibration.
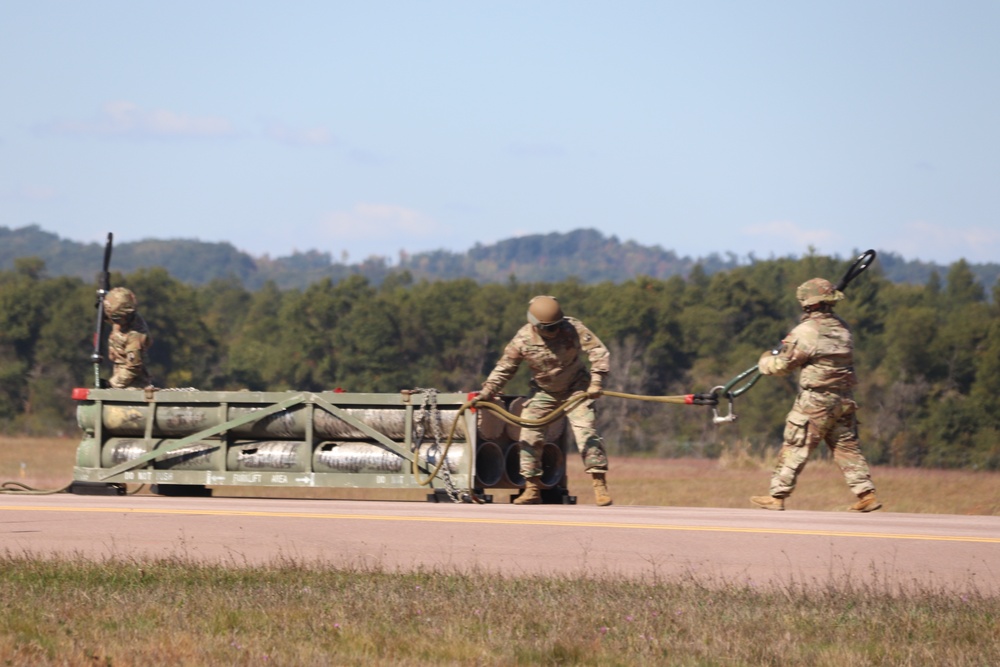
[750,278,882,513]
[479,295,613,506]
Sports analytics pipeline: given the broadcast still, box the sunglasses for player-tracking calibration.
[536,321,563,333]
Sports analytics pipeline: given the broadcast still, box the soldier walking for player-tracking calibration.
[750,278,881,512]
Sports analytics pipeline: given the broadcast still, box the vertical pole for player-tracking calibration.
[91,233,114,388]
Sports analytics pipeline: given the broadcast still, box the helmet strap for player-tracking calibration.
[802,303,833,313]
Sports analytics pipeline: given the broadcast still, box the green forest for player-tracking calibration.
[2,252,999,470]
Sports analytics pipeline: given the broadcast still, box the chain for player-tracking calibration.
[411,388,466,503]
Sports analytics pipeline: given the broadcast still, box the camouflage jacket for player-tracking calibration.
[483,317,610,397]
[107,314,152,371]
[757,311,856,391]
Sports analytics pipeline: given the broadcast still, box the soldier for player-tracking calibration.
[103,287,153,389]
[750,278,881,512]
[479,295,613,506]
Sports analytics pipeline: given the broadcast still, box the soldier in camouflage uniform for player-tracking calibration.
[750,278,881,512]
[479,295,613,506]
[103,287,153,389]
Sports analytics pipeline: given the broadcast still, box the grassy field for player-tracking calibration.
[3,436,999,515]
[2,437,999,665]
[0,556,997,666]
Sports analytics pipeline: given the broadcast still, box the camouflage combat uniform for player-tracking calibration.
[757,310,876,498]
[103,287,153,390]
[482,317,610,477]
[107,314,152,389]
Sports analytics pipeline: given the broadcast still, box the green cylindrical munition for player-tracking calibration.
[81,402,468,441]
[100,437,225,471]
[312,441,465,475]
[227,441,311,472]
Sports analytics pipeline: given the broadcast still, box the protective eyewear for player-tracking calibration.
[536,320,563,333]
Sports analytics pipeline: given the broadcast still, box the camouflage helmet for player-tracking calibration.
[526,295,564,326]
[104,287,138,318]
[796,278,844,307]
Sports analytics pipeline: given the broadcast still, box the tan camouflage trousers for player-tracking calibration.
[109,364,150,389]
[108,329,151,389]
[770,389,875,498]
[519,390,608,477]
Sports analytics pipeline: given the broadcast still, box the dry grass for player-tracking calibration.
[565,449,1000,516]
[0,437,77,492]
[2,436,999,515]
[0,556,997,666]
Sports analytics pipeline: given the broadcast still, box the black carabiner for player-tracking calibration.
[835,249,877,291]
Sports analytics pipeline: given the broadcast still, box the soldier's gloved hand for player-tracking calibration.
[476,387,494,402]
[586,383,603,399]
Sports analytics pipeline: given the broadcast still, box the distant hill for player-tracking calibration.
[0,225,257,285]
[2,224,998,292]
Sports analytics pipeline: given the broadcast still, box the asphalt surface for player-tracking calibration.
[2,494,998,591]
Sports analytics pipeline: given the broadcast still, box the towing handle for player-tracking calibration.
[835,249,877,292]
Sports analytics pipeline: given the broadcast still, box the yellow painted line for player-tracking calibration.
[3,505,999,544]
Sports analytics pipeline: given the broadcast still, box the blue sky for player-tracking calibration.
[2,1,999,265]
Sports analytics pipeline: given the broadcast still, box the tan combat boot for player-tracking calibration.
[514,477,543,505]
[750,495,785,511]
[849,490,882,513]
[592,472,613,507]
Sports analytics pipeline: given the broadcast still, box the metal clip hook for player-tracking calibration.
[709,385,738,424]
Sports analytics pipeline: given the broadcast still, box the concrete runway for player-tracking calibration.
[2,494,998,591]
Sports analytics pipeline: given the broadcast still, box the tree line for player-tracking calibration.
[5,224,1000,292]
[2,252,998,470]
